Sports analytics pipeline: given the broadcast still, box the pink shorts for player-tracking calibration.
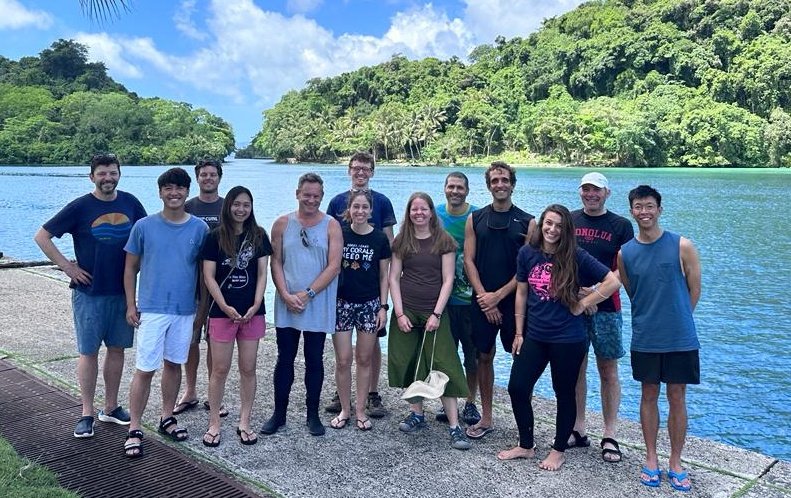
[208,316,266,343]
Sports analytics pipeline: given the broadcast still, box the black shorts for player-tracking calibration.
[631,350,700,385]
[470,294,516,355]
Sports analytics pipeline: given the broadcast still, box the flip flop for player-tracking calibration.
[640,466,662,488]
[465,425,494,439]
[356,418,373,431]
[668,469,691,492]
[202,431,221,447]
[236,427,258,445]
[173,399,199,415]
[330,415,350,429]
[600,437,622,462]
[203,400,229,417]
[567,430,591,448]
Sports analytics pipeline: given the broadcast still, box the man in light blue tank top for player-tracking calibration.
[617,185,701,492]
[436,171,481,426]
[261,172,342,437]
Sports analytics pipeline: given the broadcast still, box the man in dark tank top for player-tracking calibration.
[463,162,536,440]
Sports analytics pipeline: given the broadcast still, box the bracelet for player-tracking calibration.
[396,313,404,319]
[432,312,442,320]
[593,287,607,299]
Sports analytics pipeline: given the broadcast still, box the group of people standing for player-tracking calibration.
[35,153,701,492]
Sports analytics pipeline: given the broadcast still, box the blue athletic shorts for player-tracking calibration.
[583,311,625,360]
[72,291,133,355]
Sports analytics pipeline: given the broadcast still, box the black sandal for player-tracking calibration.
[124,429,144,458]
[601,437,622,462]
[159,416,188,442]
[567,430,591,448]
[236,427,258,446]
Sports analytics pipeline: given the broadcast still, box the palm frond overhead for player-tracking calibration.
[78,0,131,21]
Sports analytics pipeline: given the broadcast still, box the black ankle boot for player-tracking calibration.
[306,413,325,436]
[260,413,286,435]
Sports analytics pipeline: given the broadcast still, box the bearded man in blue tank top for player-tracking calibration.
[617,185,702,493]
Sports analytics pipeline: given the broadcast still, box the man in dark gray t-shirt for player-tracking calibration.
[174,159,225,417]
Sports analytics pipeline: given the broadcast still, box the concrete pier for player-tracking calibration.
[0,262,788,497]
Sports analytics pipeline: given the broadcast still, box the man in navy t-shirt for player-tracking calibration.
[325,152,396,418]
[34,153,146,438]
[569,172,634,461]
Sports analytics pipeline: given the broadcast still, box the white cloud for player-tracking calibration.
[72,0,584,139]
[463,0,586,43]
[286,0,323,14]
[74,1,480,112]
[174,0,208,41]
[0,0,53,30]
[74,32,143,78]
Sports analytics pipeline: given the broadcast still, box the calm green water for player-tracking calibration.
[1,160,789,460]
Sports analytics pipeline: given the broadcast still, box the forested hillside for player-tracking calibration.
[0,40,235,165]
[256,0,790,167]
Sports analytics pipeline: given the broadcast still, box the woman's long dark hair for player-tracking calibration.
[528,204,578,308]
[217,185,268,260]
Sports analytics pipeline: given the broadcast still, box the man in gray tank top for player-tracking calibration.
[261,173,342,436]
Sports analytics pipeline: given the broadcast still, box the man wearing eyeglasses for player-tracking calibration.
[174,159,226,418]
[463,161,536,440]
[262,173,342,436]
[618,185,701,492]
[34,153,147,438]
[325,152,396,418]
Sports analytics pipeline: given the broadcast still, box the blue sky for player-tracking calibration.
[1,0,584,145]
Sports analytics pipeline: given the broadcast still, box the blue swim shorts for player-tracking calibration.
[583,311,625,360]
[72,290,133,355]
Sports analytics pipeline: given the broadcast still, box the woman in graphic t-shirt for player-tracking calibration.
[201,186,272,447]
[330,191,391,431]
[497,204,620,470]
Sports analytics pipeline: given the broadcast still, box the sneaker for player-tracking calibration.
[461,402,481,426]
[436,406,448,423]
[366,392,387,419]
[98,405,131,425]
[325,391,342,413]
[449,426,471,450]
[74,416,95,438]
[398,412,426,433]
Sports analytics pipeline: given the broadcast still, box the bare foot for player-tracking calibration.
[538,449,566,471]
[497,446,536,461]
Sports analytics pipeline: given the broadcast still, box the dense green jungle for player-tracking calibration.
[254,0,791,167]
[0,40,235,165]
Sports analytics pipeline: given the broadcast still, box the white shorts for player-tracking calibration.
[135,313,194,372]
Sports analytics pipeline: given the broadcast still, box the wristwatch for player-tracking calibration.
[305,287,316,298]
[380,303,390,311]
